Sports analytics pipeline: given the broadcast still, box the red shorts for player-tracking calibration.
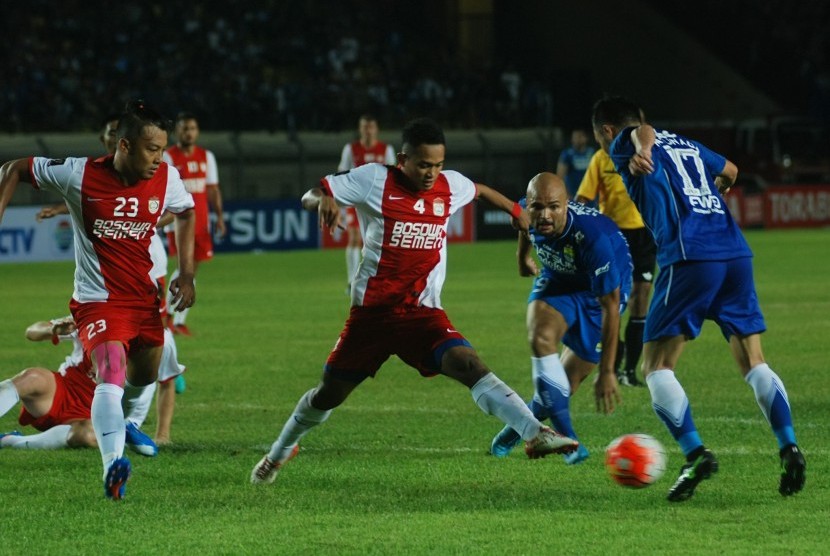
[70,299,164,355]
[325,306,471,381]
[345,207,359,230]
[19,366,95,431]
[167,231,214,262]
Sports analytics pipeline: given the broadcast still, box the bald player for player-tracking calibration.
[490,173,633,464]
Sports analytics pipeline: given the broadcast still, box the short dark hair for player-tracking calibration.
[401,118,445,150]
[100,112,121,131]
[358,113,378,124]
[176,111,198,124]
[591,96,642,129]
[117,100,171,142]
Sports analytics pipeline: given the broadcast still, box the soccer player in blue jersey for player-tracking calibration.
[490,172,632,464]
[557,129,596,200]
[592,96,806,501]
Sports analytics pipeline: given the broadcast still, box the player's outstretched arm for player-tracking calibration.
[25,317,76,343]
[0,158,32,224]
[301,187,342,232]
[36,203,69,221]
[516,231,538,277]
[170,208,196,312]
[594,287,622,415]
[475,184,530,232]
[628,125,656,176]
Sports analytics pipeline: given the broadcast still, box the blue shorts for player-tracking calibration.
[529,282,629,364]
[645,257,766,343]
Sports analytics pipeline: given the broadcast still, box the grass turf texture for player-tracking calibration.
[0,229,827,554]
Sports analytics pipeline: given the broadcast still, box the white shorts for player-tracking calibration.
[149,231,168,281]
[158,328,186,382]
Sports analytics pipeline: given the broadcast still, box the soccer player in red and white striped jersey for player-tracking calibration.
[163,112,226,336]
[337,114,397,292]
[251,118,580,484]
[0,100,196,500]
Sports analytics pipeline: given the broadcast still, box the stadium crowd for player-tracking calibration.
[1,1,553,133]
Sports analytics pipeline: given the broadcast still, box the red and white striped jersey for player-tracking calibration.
[29,156,194,304]
[338,141,396,171]
[321,163,477,308]
[163,146,218,234]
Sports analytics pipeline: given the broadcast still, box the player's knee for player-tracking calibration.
[529,332,558,357]
[441,348,490,385]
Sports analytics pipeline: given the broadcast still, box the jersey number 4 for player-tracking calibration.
[413,199,425,214]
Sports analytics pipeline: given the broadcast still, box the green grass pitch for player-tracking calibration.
[0,229,827,554]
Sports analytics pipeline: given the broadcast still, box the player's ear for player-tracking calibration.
[396,152,406,166]
[118,138,130,153]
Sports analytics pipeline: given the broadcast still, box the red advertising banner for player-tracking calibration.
[320,204,475,248]
[724,189,764,228]
[763,185,830,229]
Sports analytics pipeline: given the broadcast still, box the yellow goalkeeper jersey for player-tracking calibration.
[576,149,645,230]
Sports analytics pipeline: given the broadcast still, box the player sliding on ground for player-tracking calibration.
[251,118,578,484]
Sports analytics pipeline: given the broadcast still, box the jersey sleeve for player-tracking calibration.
[337,144,353,172]
[443,170,477,214]
[582,234,623,298]
[575,152,601,201]
[163,165,196,214]
[693,140,728,178]
[205,150,219,186]
[28,156,87,196]
[384,145,397,165]
[321,163,381,207]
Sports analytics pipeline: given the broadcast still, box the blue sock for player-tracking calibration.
[528,397,548,421]
[646,369,702,457]
[745,363,797,449]
[532,354,577,440]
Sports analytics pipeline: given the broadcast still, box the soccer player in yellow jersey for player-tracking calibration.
[576,148,655,386]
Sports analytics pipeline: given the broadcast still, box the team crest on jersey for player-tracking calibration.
[433,198,445,217]
[148,196,160,214]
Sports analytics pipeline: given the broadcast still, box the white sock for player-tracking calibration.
[125,380,157,427]
[471,372,541,441]
[645,369,689,427]
[532,354,570,396]
[0,379,20,417]
[346,247,361,282]
[92,383,126,476]
[1,425,71,449]
[267,389,332,462]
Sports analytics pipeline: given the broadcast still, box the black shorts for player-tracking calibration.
[622,227,656,283]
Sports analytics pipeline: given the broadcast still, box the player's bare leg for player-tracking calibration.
[155,379,176,445]
[0,368,75,450]
[441,345,577,458]
[729,333,805,495]
[67,420,97,448]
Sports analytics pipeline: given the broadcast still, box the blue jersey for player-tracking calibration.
[558,146,596,198]
[609,127,751,268]
[525,201,632,299]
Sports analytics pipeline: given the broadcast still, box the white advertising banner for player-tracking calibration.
[0,206,75,263]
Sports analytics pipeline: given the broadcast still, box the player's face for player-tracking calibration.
[118,125,168,180]
[398,144,445,191]
[100,120,119,155]
[176,119,199,147]
[358,119,378,144]
[526,185,568,236]
[572,130,588,149]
